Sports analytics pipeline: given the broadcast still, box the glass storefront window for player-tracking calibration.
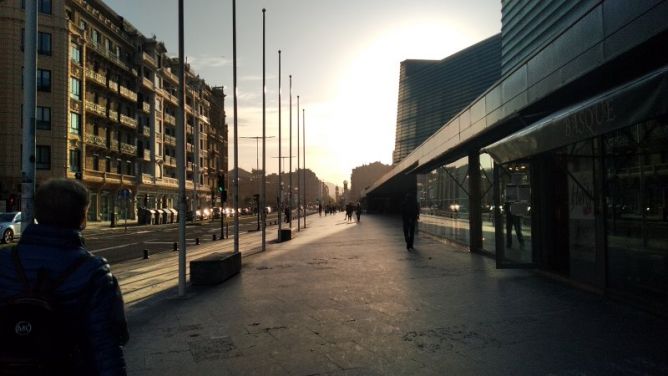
[605,120,668,303]
[417,157,470,246]
[480,153,495,253]
[497,162,533,264]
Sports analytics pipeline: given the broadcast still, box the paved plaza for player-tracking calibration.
[123,214,668,375]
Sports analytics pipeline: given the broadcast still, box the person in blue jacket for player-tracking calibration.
[0,178,129,375]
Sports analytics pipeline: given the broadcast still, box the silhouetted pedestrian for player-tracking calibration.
[0,178,129,375]
[400,193,420,251]
[355,202,362,222]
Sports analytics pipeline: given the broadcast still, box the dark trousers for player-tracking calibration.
[506,214,524,247]
[403,218,417,248]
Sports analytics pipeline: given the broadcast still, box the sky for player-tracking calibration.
[104,0,501,186]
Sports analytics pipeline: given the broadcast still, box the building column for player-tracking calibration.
[468,151,482,253]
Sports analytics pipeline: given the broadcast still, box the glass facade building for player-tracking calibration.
[392,35,501,164]
[367,1,668,314]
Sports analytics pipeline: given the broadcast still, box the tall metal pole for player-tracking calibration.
[21,0,37,229]
[289,75,293,228]
[303,108,306,228]
[278,50,282,232]
[297,95,300,231]
[177,0,187,297]
[261,8,267,251]
[233,0,240,254]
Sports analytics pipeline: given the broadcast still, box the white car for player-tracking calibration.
[0,212,22,244]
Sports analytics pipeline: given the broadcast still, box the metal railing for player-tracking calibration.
[120,143,137,156]
[120,114,137,128]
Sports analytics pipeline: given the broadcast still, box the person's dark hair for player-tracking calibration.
[35,178,90,229]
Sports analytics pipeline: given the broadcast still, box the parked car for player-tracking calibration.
[0,212,22,244]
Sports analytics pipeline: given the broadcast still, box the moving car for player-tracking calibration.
[0,212,22,244]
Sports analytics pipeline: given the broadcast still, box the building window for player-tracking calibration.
[36,106,51,130]
[37,69,51,91]
[70,44,81,64]
[116,159,122,174]
[92,29,100,46]
[105,157,111,172]
[21,0,52,14]
[69,149,81,172]
[93,155,99,171]
[70,77,81,100]
[36,145,50,170]
[69,112,81,134]
[38,32,51,55]
[126,161,133,175]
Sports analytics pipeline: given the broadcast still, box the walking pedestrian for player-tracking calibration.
[355,202,362,223]
[0,178,129,375]
[400,192,420,251]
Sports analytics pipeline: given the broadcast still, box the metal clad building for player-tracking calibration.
[392,35,501,163]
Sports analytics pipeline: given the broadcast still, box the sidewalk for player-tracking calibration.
[122,213,668,375]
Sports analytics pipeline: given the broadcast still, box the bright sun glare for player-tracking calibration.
[313,20,475,183]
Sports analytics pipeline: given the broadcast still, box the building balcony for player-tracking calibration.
[186,143,193,153]
[141,173,153,185]
[108,109,119,123]
[161,177,178,187]
[164,134,176,146]
[164,156,176,167]
[143,149,151,161]
[199,114,210,124]
[108,80,119,92]
[142,77,154,91]
[186,181,194,190]
[187,162,193,171]
[164,92,179,106]
[85,100,107,118]
[162,69,178,84]
[142,127,151,137]
[120,114,137,129]
[164,113,176,126]
[84,68,106,87]
[142,52,157,68]
[120,142,137,156]
[119,86,138,102]
[142,102,151,113]
[187,125,194,134]
[84,133,107,149]
[109,139,119,152]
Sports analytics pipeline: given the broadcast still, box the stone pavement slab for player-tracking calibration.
[124,213,668,375]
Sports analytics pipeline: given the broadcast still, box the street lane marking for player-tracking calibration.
[91,242,139,253]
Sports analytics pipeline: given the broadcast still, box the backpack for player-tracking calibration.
[0,247,88,375]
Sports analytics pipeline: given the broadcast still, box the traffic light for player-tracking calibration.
[218,174,227,203]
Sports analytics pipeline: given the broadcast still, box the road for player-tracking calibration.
[0,211,313,263]
[84,212,301,264]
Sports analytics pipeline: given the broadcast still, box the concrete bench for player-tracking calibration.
[190,251,241,285]
[278,228,296,242]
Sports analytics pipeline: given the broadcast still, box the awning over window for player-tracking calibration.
[483,65,668,164]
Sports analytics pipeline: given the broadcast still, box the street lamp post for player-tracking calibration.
[277,49,282,231]
[177,0,187,296]
[289,75,293,228]
[296,95,300,231]
[232,0,240,254]
[261,8,267,252]
[302,108,306,228]
[241,136,274,233]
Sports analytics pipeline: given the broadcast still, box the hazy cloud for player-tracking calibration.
[187,55,230,69]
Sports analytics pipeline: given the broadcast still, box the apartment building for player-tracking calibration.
[0,0,228,221]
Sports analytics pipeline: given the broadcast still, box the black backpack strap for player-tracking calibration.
[11,246,32,293]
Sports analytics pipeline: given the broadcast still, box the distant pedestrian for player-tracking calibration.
[318,203,322,217]
[345,203,353,223]
[400,192,420,251]
[284,206,290,224]
[0,178,129,375]
[355,202,362,223]
[504,201,524,248]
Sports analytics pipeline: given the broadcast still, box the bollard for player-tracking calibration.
[213,234,217,241]
[195,237,200,245]
[173,242,177,252]
[143,249,149,260]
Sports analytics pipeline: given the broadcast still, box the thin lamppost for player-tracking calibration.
[296,95,300,231]
[289,75,293,228]
[21,0,37,228]
[232,0,240,254]
[273,155,294,227]
[177,0,187,296]
[241,136,274,232]
[261,8,267,251]
[277,49,282,231]
[302,108,306,228]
